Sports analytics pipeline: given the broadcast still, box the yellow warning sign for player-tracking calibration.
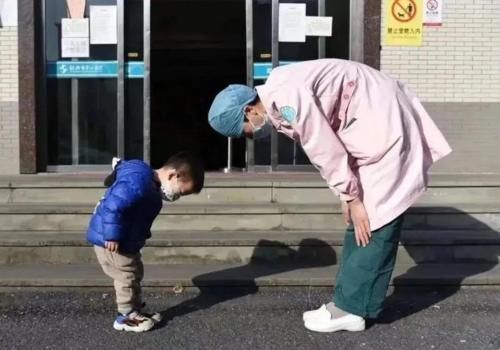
[384,0,423,46]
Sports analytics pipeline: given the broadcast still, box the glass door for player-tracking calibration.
[124,0,149,161]
[44,0,150,171]
[245,0,350,171]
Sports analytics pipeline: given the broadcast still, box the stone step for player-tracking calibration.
[1,230,500,265]
[1,174,500,204]
[0,262,499,287]
[0,202,499,231]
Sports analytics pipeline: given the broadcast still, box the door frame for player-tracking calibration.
[20,0,150,173]
[19,0,380,173]
[244,0,373,172]
[46,0,151,172]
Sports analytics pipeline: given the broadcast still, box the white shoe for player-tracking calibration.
[143,311,162,323]
[138,302,162,323]
[303,304,330,322]
[304,313,366,333]
[113,311,155,333]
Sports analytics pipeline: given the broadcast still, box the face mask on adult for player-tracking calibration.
[161,178,181,202]
[249,112,273,140]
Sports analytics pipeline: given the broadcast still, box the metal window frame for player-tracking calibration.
[288,0,326,168]
[245,0,364,173]
[37,0,369,173]
[71,66,79,164]
[143,0,151,164]
[269,0,323,171]
[349,0,364,62]
[318,0,326,59]
[38,0,49,170]
[270,0,279,171]
[46,165,111,172]
[245,0,255,171]
[46,0,133,171]
[222,0,250,173]
[117,0,125,158]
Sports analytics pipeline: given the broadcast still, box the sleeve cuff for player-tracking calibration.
[338,192,358,202]
[330,181,359,202]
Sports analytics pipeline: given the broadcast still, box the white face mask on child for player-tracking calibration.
[161,179,181,202]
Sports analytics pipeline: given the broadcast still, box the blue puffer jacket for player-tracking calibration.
[86,160,163,254]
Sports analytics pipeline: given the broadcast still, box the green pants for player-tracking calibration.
[334,214,404,319]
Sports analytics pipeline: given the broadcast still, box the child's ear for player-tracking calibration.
[167,169,177,180]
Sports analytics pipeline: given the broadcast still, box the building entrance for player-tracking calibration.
[41,0,351,172]
[150,0,247,170]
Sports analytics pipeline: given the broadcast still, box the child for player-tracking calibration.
[87,152,204,332]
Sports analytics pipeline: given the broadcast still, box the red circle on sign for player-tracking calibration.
[427,0,438,11]
[391,0,417,23]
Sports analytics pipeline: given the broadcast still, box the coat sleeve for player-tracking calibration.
[398,81,452,162]
[100,177,143,241]
[276,88,360,201]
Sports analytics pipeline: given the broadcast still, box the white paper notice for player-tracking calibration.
[62,18,89,38]
[0,0,18,26]
[90,5,117,44]
[61,37,90,58]
[306,16,332,37]
[424,0,443,26]
[278,3,306,43]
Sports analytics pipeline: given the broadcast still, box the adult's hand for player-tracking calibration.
[348,198,371,247]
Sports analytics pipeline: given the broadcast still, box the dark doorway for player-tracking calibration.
[151,0,247,170]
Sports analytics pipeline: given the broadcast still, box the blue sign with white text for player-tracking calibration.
[47,61,145,79]
[253,61,297,80]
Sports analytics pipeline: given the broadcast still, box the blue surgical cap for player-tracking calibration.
[208,84,258,138]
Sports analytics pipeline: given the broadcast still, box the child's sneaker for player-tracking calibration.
[138,302,162,323]
[113,311,155,332]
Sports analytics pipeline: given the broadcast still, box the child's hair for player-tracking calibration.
[162,152,205,194]
[103,153,205,192]
[104,169,118,187]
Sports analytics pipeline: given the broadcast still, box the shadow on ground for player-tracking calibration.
[157,239,336,329]
[377,207,500,325]
[159,207,500,329]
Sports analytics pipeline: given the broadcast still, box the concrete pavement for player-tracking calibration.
[1,287,500,350]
